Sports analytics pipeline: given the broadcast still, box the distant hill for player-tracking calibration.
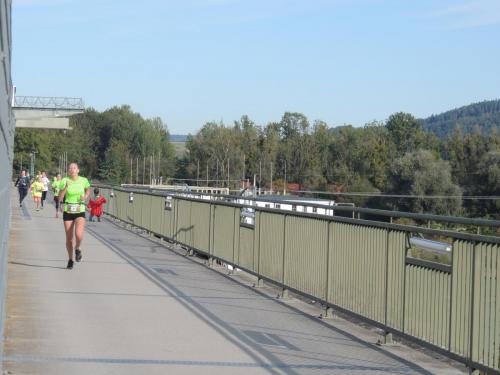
[170,134,188,142]
[421,99,500,138]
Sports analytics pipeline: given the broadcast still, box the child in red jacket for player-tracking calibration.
[88,188,107,222]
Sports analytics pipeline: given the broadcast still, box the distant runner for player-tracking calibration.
[31,175,44,211]
[59,163,90,269]
[14,170,30,207]
[52,173,63,218]
[40,171,50,209]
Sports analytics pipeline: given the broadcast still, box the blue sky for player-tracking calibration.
[12,0,500,134]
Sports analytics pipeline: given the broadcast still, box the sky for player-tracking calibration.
[12,0,500,134]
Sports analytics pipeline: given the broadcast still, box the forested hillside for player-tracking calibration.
[422,100,500,138]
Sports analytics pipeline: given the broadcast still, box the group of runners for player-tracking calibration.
[14,163,107,270]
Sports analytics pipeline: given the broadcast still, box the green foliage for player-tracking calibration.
[386,150,462,215]
[13,101,500,219]
[180,108,499,218]
[13,106,176,183]
[386,112,425,156]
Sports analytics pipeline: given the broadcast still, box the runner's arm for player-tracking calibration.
[58,182,67,202]
[82,187,90,202]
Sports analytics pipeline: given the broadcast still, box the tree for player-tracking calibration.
[386,150,462,215]
[475,151,500,216]
[13,106,176,184]
[386,112,424,156]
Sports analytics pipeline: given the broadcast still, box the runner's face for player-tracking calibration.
[68,164,79,177]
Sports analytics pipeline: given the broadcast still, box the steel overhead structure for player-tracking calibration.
[13,95,85,129]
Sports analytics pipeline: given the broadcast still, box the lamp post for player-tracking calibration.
[283,159,287,195]
[30,150,38,178]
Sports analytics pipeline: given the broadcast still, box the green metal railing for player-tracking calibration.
[97,186,500,375]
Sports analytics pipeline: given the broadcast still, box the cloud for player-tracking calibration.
[429,0,500,29]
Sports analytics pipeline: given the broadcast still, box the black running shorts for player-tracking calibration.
[63,212,86,221]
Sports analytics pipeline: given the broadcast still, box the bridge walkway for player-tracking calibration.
[3,189,464,374]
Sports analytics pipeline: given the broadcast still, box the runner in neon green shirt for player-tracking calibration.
[31,175,43,211]
[58,163,90,269]
[52,173,63,218]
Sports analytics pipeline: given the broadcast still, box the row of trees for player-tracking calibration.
[13,106,176,184]
[12,106,500,218]
[179,112,500,217]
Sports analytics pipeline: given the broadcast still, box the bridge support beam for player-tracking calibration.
[15,117,70,129]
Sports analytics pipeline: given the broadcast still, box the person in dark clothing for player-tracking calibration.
[14,170,31,207]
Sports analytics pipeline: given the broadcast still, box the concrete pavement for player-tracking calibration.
[2,189,466,374]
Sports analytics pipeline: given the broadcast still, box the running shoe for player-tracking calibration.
[67,259,74,269]
[75,249,82,262]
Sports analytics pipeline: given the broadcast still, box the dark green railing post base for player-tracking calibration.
[377,332,395,346]
[255,278,264,288]
[278,288,289,299]
[322,306,335,319]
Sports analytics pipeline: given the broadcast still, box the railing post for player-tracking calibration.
[228,207,237,274]
[382,229,393,344]
[402,234,407,335]
[256,211,264,288]
[324,221,335,319]
[279,214,288,299]
[468,242,478,375]
[207,203,214,267]
[448,240,455,352]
